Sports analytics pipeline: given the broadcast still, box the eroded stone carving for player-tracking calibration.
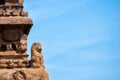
[0,0,49,80]
[13,71,26,80]
[17,34,27,53]
[31,42,44,68]
[0,0,27,17]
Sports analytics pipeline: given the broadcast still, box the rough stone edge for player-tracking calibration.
[0,68,49,80]
[0,17,33,25]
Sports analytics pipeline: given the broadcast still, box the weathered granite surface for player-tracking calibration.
[0,17,32,25]
[0,0,49,80]
[0,68,49,80]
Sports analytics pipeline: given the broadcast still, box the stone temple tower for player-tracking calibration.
[0,0,49,80]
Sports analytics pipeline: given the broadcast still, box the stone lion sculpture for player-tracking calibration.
[31,42,44,68]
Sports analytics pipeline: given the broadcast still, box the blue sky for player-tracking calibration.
[24,0,120,80]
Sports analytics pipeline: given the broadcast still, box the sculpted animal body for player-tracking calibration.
[31,43,44,68]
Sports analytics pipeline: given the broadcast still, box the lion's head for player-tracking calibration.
[31,42,42,53]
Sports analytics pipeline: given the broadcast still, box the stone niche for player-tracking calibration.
[0,17,32,50]
[0,17,32,68]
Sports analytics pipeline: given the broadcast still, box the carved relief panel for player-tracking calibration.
[13,71,26,80]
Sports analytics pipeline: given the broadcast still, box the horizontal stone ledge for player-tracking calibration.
[0,68,49,80]
[0,54,28,59]
[0,17,33,25]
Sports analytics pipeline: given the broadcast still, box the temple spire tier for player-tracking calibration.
[0,0,49,80]
[0,0,32,64]
[0,0,27,17]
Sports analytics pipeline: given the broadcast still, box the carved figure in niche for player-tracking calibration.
[6,44,13,51]
[17,34,27,53]
[13,71,26,80]
[31,42,44,68]
[0,45,7,51]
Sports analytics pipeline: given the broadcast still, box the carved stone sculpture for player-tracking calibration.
[31,42,44,68]
[13,71,26,80]
[0,0,27,17]
[0,0,49,80]
[17,34,27,53]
